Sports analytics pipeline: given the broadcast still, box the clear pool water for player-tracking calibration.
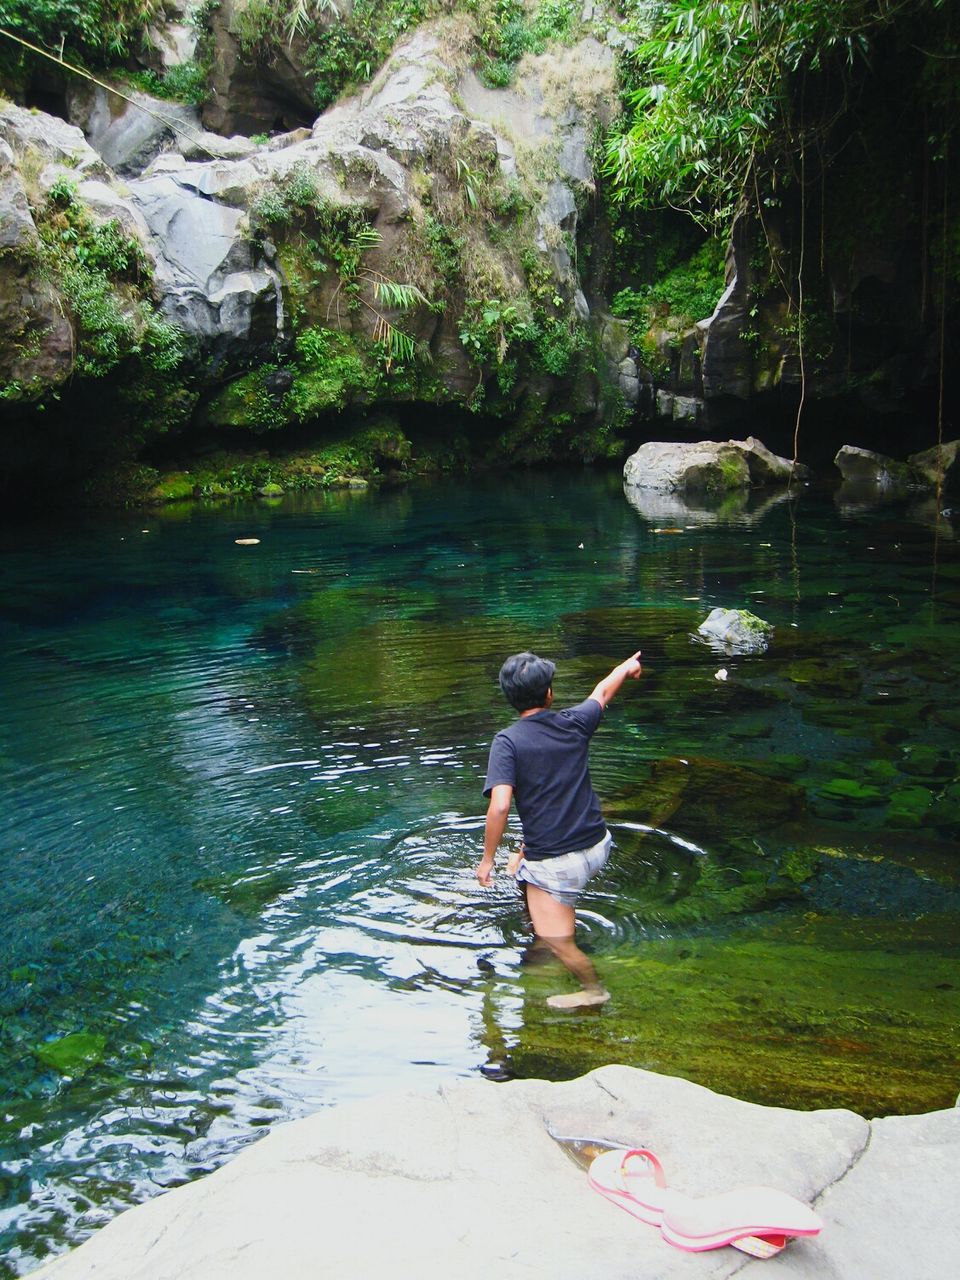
[1,469,958,1273]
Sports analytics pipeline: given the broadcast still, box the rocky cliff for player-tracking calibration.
[0,3,954,503]
[1,13,632,502]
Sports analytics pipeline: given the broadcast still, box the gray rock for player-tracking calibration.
[907,438,959,495]
[0,103,108,179]
[769,1106,960,1280]
[834,445,918,491]
[671,394,703,423]
[146,8,198,70]
[202,0,318,135]
[599,315,630,364]
[624,438,805,493]
[0,104,143,394]
[131,173,248,287]
[0,155,39,253]
[74,180,153,243]
[698,221,753,401]
[0,25,621,418]
[178,131,260,162]
[834,442,960,506]
[169,159,263,206]
[126,170,284,353]
[618,357,640,405]
[28,1064,957,1280]
[656,391,675,418]
[697,607,774,655]
[66,83,204,177]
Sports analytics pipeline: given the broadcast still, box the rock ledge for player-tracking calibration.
[28,1065,960,1279]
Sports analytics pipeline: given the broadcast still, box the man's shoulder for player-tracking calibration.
[559,698,603,725]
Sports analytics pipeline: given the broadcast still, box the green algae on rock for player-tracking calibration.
[606,755,804,838]
[34,1031,109,1077]
[499,912,960,1117]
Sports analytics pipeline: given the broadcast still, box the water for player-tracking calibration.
[1,470,958,1273]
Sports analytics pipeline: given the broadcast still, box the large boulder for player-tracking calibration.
[908,439,960,497]
[127,162,283,357]
[833,445,919,492]
[624,437,807,494]
[834,442,960,503]
[66,83,204,177]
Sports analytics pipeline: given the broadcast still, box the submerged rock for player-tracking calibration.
[697,607,774,655]
[608,754,802,837]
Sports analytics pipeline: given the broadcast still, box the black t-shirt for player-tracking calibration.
[482,699,606,859]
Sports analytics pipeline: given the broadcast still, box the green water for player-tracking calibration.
[1,470,958,1273]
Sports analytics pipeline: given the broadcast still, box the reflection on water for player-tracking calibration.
[0,471,958,1274]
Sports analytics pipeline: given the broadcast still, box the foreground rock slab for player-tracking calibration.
[28,1065,959,1279]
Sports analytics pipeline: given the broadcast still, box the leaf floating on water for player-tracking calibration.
[715,668,729,681]
[235,538,261,546]
[653,527,684,534]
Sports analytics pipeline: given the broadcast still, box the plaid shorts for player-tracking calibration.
[515,830,612,907]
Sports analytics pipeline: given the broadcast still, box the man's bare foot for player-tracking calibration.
[546,986,610,1010]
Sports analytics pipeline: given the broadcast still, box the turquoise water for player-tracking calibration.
[1,470,958,1273]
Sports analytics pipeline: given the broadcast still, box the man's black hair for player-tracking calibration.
[498,652,556,712]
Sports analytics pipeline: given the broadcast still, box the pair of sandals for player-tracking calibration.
[589,1147,822,1259]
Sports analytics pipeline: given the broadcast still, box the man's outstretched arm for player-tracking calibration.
[476,783,513,886]
[589,650,643,709]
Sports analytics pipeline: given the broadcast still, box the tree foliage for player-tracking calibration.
[605,0,956,233]
[0,0,162,66]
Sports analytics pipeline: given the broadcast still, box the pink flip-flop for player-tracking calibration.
[660,1185,822,1257]
[588,1149,822,1259]
[587,1148,669,1225]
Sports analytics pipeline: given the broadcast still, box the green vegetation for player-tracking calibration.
[606,0,955,232]
[34,1030,108,1076]
[280,0,440,110]
[30,176,183,381]
[137,423,421,503]
[252,164,430,369]
[468,0,581,87]
[126,60,209,106]
[0,0,162,72]
[507,910,960,1115]
[612,237,725,338]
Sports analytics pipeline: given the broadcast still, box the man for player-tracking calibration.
[476,649,643,1009]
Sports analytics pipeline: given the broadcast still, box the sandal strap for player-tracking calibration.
[620,1149,668,1188]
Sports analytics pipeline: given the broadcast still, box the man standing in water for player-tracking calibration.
[476,650,643,1009]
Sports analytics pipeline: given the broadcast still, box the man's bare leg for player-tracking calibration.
[523,884,609,1008]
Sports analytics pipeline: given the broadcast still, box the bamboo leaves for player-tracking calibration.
[604,0,910,231]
